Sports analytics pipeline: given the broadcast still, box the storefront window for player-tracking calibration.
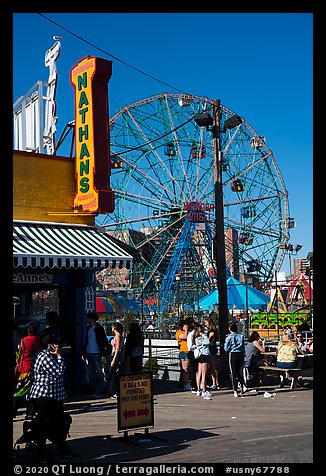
[32,289,59,316]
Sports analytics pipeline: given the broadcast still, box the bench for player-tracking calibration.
[258,365,302,389]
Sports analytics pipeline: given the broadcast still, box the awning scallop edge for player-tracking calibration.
[13,221,133,270]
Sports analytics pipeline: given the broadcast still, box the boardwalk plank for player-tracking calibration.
[12,379,313,465]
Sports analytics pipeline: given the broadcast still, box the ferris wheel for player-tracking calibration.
[97,93,290,312]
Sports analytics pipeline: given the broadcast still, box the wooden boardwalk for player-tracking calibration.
[12,378,313,466]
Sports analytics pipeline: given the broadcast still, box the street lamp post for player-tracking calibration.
[155,275,161,331]
[288,244,302,277]
[274,270,281,337]
[212,100,231,350]
[306,267,312,310]
[140,277,145,329]
[278,242,302,278]
[175,274,181,320]
[195,100,242,352]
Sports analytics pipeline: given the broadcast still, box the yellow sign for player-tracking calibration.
[70,56,114,214]
[118,373,154,432]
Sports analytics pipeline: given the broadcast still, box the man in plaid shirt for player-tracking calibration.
[29,343,79,463]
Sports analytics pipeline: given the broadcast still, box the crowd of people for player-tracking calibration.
[174,314,313,399]
[13,309,313,462]
[175,316,220,400]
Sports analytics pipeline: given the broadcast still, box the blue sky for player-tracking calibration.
[13,12,313,275]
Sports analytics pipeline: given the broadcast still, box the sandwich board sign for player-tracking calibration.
[118,372,154,433]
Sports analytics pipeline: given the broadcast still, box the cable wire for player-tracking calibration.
[38,13,189,95]
[38,13,214,157]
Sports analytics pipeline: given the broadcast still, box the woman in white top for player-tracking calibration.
[194,324,212,400]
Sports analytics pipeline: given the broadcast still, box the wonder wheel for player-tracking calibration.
[97,93,290,314]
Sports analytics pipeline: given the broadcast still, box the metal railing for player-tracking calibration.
[143,344,179,367]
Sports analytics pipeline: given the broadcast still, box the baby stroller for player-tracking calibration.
[13,412,72,458]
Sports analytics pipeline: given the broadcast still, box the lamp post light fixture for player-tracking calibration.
[139,277,145,329]
[293,244,303,253]
[223,115,243,130]
[194,100,242,352]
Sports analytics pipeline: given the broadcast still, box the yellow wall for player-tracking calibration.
[13,151,95,225]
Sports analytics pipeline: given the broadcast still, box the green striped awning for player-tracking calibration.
[13,221,133,270]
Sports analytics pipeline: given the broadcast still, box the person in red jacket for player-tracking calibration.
[13,322,41,418]
[82,312,112,397]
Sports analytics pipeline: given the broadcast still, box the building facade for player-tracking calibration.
[13,150,132,392]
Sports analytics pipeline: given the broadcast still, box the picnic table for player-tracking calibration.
[258,352,313,389]
[261,352,313,368]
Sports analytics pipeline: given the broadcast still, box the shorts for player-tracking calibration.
[179,351,189,361]
[197,354,209,364]
[277,361,297,369]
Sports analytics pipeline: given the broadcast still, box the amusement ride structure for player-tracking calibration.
[94,93,291,314]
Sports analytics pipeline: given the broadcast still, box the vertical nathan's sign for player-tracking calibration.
[70,56,114,213]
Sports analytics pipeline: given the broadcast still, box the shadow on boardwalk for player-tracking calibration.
[12,378,313,465]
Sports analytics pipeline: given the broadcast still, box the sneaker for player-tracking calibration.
[202,391,212,400]
[201,390,211,397]
[210,385,220,391]
[60,452,80,462]
[110,394,117,399]
[183,383,192,391]
[240,385,248,396]
[196,390,202,397]
[234,391,239,398]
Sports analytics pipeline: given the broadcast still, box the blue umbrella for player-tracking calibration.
[196,276,270,311]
